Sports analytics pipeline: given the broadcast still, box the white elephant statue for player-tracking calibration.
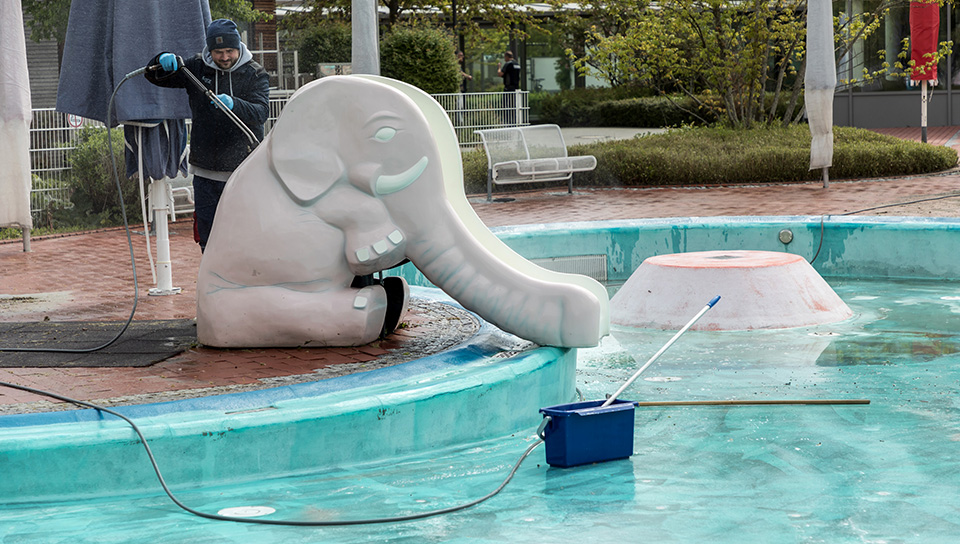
[196,75,609,349]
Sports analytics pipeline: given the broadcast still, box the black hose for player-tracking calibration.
[808,215,826,265]
[0,380,542,526]
[809,191,960,265]
[0,73,141,354]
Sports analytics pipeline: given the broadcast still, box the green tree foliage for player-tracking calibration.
[559,0,951,127]
[22,0,71,64]
[560,0,809,127]
[292,0,551,42]
[209,0,273,22]
[380,24,460,93]
[549,0,650,88]
[21,0,70,43]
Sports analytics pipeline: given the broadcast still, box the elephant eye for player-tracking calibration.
[374,127,397,142]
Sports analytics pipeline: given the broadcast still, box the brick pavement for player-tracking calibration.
[3,130,960,412]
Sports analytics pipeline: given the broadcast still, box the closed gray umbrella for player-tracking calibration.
[56,0,212,293]
[56,0,210,128]
[56,0,207,180]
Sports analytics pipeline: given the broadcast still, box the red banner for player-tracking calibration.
[910,1,940,82]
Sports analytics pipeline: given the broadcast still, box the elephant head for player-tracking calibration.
[197,75,608,349]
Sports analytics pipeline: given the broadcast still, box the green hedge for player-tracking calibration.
[540,93,710,127]
[461,125,959,193]
[67,126,142,227]
[539,88,805,128]
[292,21,352,73]
[380,25,460,94]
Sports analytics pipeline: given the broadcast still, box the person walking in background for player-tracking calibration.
[456,50,472,125]
[145,19,269,252]
[497,51,521,125]
[457,50,473,92]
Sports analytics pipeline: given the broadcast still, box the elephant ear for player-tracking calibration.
[268,80,346,204]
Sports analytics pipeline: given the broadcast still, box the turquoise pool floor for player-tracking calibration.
[3,277,960,542]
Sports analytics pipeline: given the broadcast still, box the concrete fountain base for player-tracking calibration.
[610,250,853,331]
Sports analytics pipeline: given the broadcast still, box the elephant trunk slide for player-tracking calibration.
[403,213,605,348]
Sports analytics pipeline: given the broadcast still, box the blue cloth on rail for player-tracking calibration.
[123,120,189,180]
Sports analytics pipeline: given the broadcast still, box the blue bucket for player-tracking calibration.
[538,399,639,468]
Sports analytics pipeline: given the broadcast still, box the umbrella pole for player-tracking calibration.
[921,80,928,144]
[148,179,181,296]
[135,129,157,284]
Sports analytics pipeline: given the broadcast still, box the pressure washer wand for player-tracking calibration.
[601,295,721,408]
[160,57,260,148]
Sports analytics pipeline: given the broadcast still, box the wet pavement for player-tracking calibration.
[3,127,960,414]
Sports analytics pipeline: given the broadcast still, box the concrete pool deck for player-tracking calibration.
[3,127,960,414]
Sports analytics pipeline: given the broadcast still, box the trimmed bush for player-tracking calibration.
[461,148,489,190]
[460,125,958,193]
[539,88,801,128]
[68,126,141,226]
[292,21,352,73]
[540,92,710,128]
[380,25,459,94]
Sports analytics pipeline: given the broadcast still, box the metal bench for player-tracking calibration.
[475,124,597,202]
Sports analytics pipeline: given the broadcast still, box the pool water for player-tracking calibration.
[2,277,960,543]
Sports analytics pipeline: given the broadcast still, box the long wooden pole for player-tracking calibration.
[633,399,870,407]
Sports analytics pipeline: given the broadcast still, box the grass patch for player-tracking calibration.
[463,124,958,194]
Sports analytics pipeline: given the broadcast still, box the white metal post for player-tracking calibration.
[921,80,929,143]
[148,179,181,296]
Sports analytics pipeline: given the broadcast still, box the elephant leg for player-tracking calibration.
[197,284,393,348]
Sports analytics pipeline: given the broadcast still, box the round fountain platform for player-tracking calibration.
[610,250,853,330]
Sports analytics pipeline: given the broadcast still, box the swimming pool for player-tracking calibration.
[2,216,959,542]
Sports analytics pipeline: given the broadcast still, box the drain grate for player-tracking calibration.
[531,254,607,283]
[217,506,276,517]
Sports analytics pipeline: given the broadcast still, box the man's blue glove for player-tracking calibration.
[158,53,178,72]
[213,94,234,110]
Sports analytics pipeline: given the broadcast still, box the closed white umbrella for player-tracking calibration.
[805,0,837,188]
[0,0,35,251]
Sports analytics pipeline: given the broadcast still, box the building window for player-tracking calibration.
[837,0,948,92]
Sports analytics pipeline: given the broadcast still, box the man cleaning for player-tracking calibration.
[146,19,270,252]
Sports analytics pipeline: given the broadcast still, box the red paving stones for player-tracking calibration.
[871,125,960,153]
[474,173,960,226]
[3,127,960,413]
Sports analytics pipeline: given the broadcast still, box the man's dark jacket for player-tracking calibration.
[146,51,269,173]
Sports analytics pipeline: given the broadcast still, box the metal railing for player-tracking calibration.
[25,90,528,219]
[431,91,530,148]
[27,109,98,216]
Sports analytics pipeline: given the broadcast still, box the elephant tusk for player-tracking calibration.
[374,156,429,195]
